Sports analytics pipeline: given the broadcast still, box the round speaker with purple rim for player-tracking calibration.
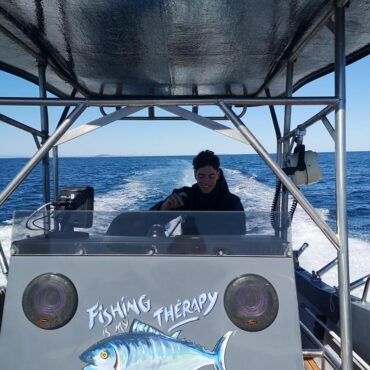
[22,273,78,330]
[224,274,279,331]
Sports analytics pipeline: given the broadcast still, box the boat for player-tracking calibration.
[0,1,369,369]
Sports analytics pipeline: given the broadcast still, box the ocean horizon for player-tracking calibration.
[1,152,370,294]
[1,149,369,159]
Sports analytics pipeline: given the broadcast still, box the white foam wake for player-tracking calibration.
[1,166,369,299]
[225,168,370,298]
[292,204,370,297]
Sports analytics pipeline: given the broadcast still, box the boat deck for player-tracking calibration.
[304,357,321,370]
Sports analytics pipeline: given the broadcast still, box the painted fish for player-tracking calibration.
[80,319,232,370]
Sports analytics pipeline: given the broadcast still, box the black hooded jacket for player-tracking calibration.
[150,169,244,211]
[106,170,245,238]
[150,169,245,235]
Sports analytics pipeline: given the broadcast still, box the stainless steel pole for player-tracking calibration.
[52,146,59,230]
[53,105,73,215]
[0,97,339,107]
[38,61,51,230]
[279,105,335,143]
[0,103,87,205]
[219,102,340,250]
[282,61,294,239]
[335,4,353,369]
[321,116,336,141]
[0,114,43,137]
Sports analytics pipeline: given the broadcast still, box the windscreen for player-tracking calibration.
[11,210,291,256]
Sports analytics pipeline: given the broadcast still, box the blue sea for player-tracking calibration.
[1,152,370,292]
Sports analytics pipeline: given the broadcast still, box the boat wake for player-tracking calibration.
[1,165,369,297]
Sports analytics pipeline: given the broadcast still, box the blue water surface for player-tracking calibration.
[0,152,369,241]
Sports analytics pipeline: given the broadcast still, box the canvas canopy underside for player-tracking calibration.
[0,0,369,99]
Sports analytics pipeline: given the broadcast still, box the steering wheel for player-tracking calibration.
[147,224,166,237]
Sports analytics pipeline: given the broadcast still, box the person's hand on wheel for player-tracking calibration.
[160,192,188,210]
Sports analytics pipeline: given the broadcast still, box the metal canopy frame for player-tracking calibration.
[0,1,365,369]
[1,1,368,99]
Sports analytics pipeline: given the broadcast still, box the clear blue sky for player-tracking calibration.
[0,55,369,157]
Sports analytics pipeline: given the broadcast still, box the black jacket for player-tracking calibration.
[150,170,245,235]
[150,169,244,211]
[106,170,245,238]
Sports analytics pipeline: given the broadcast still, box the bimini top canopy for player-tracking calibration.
[0,0,369,99]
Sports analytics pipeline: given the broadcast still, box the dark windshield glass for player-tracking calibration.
[11,211,291,257]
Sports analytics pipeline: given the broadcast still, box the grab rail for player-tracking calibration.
[303,306,369,370]
[300,320,341,369]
